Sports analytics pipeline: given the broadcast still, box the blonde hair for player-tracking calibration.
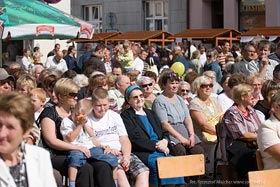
[232,84,252,104]
[192,75,212,94]
[16,74,37,93]
[73,99,93,116]
[246,73,263,85]
[54,78,79,97]
[191,50,200,60]
[91,88,109,104]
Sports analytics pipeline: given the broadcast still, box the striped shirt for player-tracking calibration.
[268,52,280,64]
[222,104,261,148]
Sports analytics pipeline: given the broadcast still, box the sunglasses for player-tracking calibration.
[0,79,13,85]
[200,84,214,89]
[131,94,144,100]
[141,83,153,88]
[167,72,179,78]
[67,92,78,98]
[206,55,212,58]
[181,89,190,93]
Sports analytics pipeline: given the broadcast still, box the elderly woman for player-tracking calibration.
[121,85,184,186]
[258,91,280,169]
[37,78,115,187]
[246,73,263,106]
[152,70,203,157]
[254,80,279,120]
[0,92,56,187]
[189,75,223,175]
[202,70,223,95]
[137,76,157,109]
[222,83,261,181]
[177,81,192,107]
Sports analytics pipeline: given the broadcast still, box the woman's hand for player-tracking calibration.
[156,139,168,151]
[78,146,91,158]
[188,134,195,148]
[180,137,191,147]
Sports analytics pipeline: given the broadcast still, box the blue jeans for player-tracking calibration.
[68,147,118,168]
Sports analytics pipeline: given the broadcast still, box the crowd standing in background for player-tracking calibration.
[2,38,280,186]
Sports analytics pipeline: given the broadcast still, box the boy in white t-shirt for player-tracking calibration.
[60,99,118,187]
[87,88,149,187]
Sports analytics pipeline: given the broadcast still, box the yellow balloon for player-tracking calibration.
[171,62,185,76]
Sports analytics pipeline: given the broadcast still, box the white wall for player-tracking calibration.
[34,0,72,63]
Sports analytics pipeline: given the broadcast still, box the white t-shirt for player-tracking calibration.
[133,57,144,79]
[217,92,234,113]
[257,115,280,169]
[21,56,33,72]
[60,117,94,149]
[45,56,68,72]
[87,110,128,151]
[199,52,207,66]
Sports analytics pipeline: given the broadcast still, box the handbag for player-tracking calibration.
[202,113,224,142]
[148,57,159,76]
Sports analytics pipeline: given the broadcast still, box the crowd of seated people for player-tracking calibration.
[2,39,280,186]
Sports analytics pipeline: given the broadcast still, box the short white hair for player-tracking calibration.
[137,76,152,86]
[73,74,89,87]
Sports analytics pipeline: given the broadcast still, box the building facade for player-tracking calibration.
[71,0,280,34]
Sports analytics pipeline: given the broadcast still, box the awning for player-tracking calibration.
[107,30,174,48]
[67,32,121,44]
[238,27,280,42]
[169,28,241,46]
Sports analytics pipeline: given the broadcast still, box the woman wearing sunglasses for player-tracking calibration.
[152,70,204,157]
[136,76,157,109]
[189,75,223,176]
[37,78,116,187]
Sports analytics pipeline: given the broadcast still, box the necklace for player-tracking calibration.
[237,105,249,118]
[9,142,28,187]
[199,98,216,117]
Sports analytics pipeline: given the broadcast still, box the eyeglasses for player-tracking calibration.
[131,94,144,100]
[206,55,212,58]
[0,79,13,85]
[181,89,190,93]
[67,92,78,98]
[167,72,179,78]
[141,83,153,88]
[200,84,214,89]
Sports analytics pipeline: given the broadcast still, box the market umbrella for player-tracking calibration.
[0,0,94,40]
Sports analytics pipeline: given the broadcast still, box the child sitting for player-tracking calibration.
[60,99,118,187]
[29,88,46,120]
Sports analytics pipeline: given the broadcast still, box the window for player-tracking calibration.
[84,5,102,32]
[145,0,168,31]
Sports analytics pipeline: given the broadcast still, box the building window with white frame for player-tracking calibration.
[84,5,102,32]
[145,0,168,31]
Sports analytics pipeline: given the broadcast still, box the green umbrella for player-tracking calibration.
[0,0,94,40]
